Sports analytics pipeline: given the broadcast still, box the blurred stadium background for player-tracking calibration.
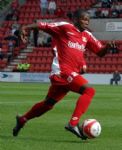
[0,1,122,150]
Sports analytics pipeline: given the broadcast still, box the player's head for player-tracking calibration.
[73,9,90,31]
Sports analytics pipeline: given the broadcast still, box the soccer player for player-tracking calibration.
[13,9,113,139]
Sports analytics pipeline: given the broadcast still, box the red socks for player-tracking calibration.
[20,101,53,124]
[69,87,95,127]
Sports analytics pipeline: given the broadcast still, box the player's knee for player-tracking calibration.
[84,87,95,97]
[44,97,57,107]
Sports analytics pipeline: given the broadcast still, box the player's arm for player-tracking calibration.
[20,23,38,43]
[22,23,38,31]
[86,32,112,57]
[96,42,112,57]
[21,22,69,35]
[21,22,68,43]
[80,60,87,74]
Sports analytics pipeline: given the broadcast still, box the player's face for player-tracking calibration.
[78,13,90,30]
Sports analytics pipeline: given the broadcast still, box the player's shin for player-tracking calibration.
[20,98,57,124]
[69,87,95,127]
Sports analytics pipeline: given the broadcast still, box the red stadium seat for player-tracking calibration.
[41,57,47,63]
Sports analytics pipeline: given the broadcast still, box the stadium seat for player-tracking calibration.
[0,59,7,69]
[41,57,47,63]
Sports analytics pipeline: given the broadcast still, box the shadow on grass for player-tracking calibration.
[0,134,89,144]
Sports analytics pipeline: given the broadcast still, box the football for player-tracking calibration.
[81,119,101,139]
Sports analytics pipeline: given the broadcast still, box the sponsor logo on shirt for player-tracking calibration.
[68,41,85,51]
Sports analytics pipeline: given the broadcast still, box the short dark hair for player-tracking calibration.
[73,9,88,19]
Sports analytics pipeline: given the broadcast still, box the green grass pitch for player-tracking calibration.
[0,82,122,150]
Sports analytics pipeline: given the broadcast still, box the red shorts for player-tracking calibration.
[47,72,88,102]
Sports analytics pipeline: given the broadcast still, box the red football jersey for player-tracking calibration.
[37,21,103,75]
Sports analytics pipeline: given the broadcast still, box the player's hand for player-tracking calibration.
[20,26,28,44]
[21,26,27,35]
[81,65,87,74]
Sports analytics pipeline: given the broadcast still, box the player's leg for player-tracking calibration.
[21,85,68,121]
[13,84,68,136]
[67,75,95,125]
[65,74,95,139]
